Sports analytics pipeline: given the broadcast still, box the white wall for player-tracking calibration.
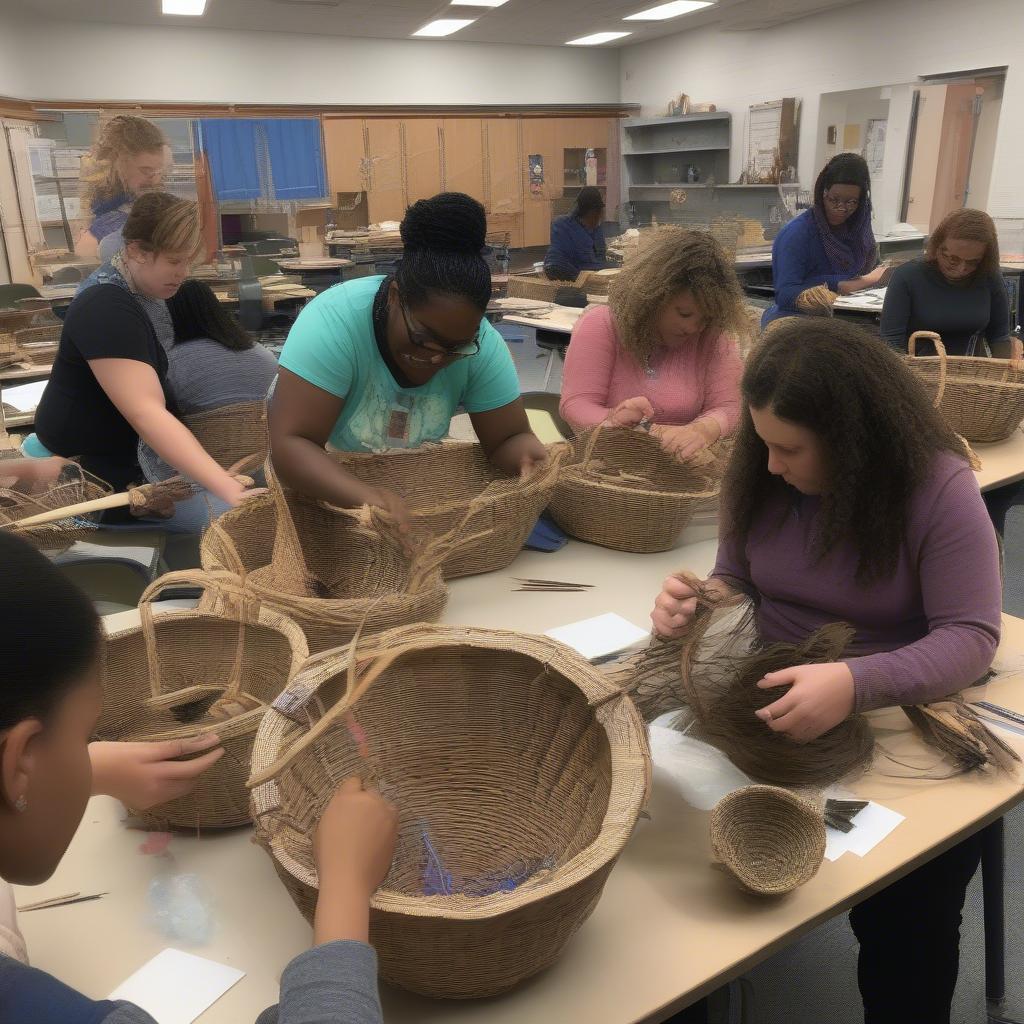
[620,0,1024,251]
[0,6,28,98]
[10,20,620,107]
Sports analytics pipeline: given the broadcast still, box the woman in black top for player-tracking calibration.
[880,208,1011,356]
[34,193,261,508]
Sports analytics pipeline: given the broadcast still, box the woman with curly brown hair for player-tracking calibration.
[559,228,744,461]
[881,208,1011,356]
[651,318,1000,1024]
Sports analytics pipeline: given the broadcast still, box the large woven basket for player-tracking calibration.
[905,331,1024,443]
[710,785,826,896]
[184,400,269,472]
[249,623,650,999]
[548,426,722,553]
[327,440,565,578]
[198,479,450,654]
[96,590,308,830]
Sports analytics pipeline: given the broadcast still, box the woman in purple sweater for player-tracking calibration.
[652,318,1001,1024]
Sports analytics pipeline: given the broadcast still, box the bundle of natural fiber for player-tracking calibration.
[905,332,1024,443]
[248,623,650,999]
[183,400,269,473]
[710,785,826,896]
[97,588,307,830]
[794,284,837,316]
[902,699,1019,775]
[609,574,876,788]
[548,425,722,553]
[326,441,565,578]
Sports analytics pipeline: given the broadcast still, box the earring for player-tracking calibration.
[14,795,27,814]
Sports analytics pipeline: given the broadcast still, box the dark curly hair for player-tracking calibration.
[724,318,971,583]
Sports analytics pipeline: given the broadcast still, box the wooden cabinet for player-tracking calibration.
[441,119,485,201]
[404,119,443,205]
[482,117,523,247]
[322,118,365,194]
[365,119,405,223]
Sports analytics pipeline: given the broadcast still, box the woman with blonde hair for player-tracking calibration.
[75,115,169,261]
[559,228,744,461]
[881,208,1011,356]
[34,192,261,520]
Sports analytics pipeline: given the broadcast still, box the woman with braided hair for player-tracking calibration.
[270,192,548,528]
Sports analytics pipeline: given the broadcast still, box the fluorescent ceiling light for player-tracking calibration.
[162,0,207,14]
[449,0,509,6]
[625,0,712,19]
[414,18,476,36]
[566,31,631,45]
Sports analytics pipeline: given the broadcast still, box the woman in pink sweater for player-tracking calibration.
[559,228,745,461]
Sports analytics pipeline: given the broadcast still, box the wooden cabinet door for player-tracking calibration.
[365,119,405,223]
[441,118,485,202]
[521,118,564,246]
[482,118,521,216]
[322,117,366,194]
[404,118,443,205]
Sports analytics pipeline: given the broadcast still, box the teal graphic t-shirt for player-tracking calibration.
[278,277,521,452]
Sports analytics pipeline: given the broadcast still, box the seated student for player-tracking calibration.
[269,192,548,528]
[762,153,887,327]
[651,319,1000,1024]
[0,530,397,1024]
[137,279,278,533]
[881,208,1011,356]
[543,186,607,282]
[32,192,261,520]
[560,229,743,462]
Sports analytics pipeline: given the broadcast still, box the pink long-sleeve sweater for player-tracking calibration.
[558,305,743,434]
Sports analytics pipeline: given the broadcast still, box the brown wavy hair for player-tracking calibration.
[926,208,1000,280]
[608,228,747,365]
[723,318,971,583]
[123,192,202,260]
[80,115,167,211]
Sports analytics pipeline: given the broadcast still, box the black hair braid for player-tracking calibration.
[167,279,253,351]
[396,192,491,312]
[814,152,871,207]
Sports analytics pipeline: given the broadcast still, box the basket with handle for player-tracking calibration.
[326,440,566,578]
[248,622,650,999]
[96,577,308,830]
[905,331,1024,443]
[548,425,722,553]
[183,400,269,471]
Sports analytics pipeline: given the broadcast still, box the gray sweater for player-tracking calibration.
[880,256,1010,356]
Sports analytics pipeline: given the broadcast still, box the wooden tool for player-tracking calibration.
[11,490,138,528]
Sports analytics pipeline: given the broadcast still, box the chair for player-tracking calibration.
[0,283,41,309]
[50,267,83,285]
[250,255,282,277]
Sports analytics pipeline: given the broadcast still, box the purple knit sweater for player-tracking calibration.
[711,451,1002,712]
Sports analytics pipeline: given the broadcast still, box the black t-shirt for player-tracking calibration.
[35,284,176,489]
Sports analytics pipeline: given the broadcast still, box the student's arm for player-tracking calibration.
[772,223,824,310]
[268,368,412,530]
[558,307,621,430]
[89,359,255,505]
[73,227,100,259]
[471,399,548,477]
[698,331,743,437]
[879,267,913,350]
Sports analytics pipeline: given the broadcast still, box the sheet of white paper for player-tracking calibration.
[824,801,905,862]
[648,725,754,810]
[1,380,48,413]
[108,948,244,1024]
[545,612,649,662]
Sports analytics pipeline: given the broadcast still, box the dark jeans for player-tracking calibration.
[849,832,984,1024]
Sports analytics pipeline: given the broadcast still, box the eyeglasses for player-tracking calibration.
[823,192,860,212]
[399,302,481,362]
[937,247,982,271]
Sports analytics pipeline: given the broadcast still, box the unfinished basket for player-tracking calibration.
[710,785,826,896]
[327,440,565,578]
[548,425,721,553]
[96,588,308,830]
[249,623,650,999]
[198,479,451,654]
[905,331,1024,443]
[13,324,61,366]
[184,400,269,472]
[506,274,584,302]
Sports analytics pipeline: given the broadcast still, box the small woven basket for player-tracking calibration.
[184,400,269,472]
[710,785,826,896]
[249,623,650,999]
[96,588,308,830]
[198,471,451,654]
[904,331,1024,443]
[13,324,61,365]
[548,426,721,553]
[327,441,565,578]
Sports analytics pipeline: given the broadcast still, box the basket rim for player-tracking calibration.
[251,622,650,920]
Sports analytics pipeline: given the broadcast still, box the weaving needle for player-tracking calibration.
[20,892,106,912]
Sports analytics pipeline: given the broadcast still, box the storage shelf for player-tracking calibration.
[624,112,730,129]
[628,183,780,190]
[624,147,728,157]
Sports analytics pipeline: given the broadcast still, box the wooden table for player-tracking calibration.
[15,537,1024,1023]
[502,304,585,336]
[273,258,354,273]
[974,429,1024,493]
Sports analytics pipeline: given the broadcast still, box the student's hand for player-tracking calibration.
[362,485,413,538]
[651,575,736,637]
[604,396,655,429]
[218,476,268,508]
[755,662,856,742]
[313,778,399,897]
[89,736,224,809]
[650,420,718,462]
[0,456,78,494]
[517,438,550,478]
[863,264,889,288]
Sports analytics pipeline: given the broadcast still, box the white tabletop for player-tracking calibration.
[974,429,1024,492]
[832,287,887,313]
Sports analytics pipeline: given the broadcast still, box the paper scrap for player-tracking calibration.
[824,801,904,862]
[108,948,244,1024]
[545,612,649,662]
[1,380,48,413]
[648,724,753,810]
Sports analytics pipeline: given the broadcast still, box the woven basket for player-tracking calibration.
[198,478,451,654]
[0,308,35,335]
[506,274,583,302]
[327,440,565,578]
[0,332,18,369]
[184,400,269,472]
[548,426,721,553]
[249,623,650,999]
[710,785,826,896]
[97,588,308,830]
[905,331,1024,443]
[794,284,837,316]
[12,324,60,365]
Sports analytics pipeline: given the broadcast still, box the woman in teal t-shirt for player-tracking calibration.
[270,192,547,526]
